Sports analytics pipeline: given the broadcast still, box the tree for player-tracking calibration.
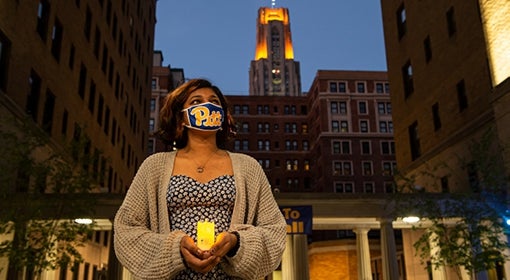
[0,116,101,279]
[391,128,509,279]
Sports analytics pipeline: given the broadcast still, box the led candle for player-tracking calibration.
[196,220,215,250]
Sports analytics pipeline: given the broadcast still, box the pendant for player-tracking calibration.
[197,167,204,173]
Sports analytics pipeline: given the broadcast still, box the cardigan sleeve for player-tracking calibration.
[114,154,187,279]
[222,154,287,279]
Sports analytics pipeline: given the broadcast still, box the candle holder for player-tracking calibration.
[196,220,215,250]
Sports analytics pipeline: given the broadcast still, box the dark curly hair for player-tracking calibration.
[156,78,237,150]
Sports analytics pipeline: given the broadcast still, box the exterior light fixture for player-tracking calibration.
[74,218,93,224]
[402,216,420,223]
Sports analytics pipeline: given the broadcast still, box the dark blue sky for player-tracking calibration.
[154,0,387,95]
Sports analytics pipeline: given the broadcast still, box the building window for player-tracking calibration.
[27,70,42,121]
[151,78,157,89]
[303,140,309,151]
[302,124,308,134]
[242,105,249,114]
[50,18,63,61]
[233,105,241,115]
[384,182,395,193]
[37,0,51,41]
[88,80,96,113]
[101,44,108,73]
[61,109,68,135]
[338,82,346,93]
[397,3,407,39]
[258,140,264,151]
[339,102,347,114]
[333,161,352,176]
[150,98,156,112]
[446,7,457,37]
[147,139,155,154]
[42,90,55,133]
[378,102,392,114]
[467,162,480,193]
[240,122,249,133]
[382,161,397,176]
[360,120,368,133]
[457,79,468,112]
[340,121,348,132]
[357,82,366,93]
[440,176,449,193]
[334,182,354,193]
[258,159,270,169]
[381,141,395,155]
[257,105,264,114]
[332,141,350,154]
[409,121,421,160]
[111,118,117,145]
[424,35,432,62]
[358,101,367,114]
[149,118,154,132]
[97,95,104,125]
[385,83,390,93]
[376,82,384,93]
[286,160,298,171]
[330,102,338,114]
[432,103,441,131]
[78,63,87,99]
[361,141,371,154]
[93,27,101,59]
[329,82,337,92]
[332,121,339,132]
[379,121,393,133]
[84,6,92,41]
[362,161,373,176]
[364,182,374,193]
[0,31,11,91]
[402,60,414,98]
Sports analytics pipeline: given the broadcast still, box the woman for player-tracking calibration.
[114,79,287,279]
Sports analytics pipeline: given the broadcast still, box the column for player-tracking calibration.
[282,235,295,280]
[353,227,373,280]
[428,232,446,280]
[292,234,310,280]
[380,218,399,280]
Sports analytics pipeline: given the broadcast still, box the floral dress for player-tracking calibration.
[167,175,236,280]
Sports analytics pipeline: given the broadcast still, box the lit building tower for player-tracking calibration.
[249,7,302,96]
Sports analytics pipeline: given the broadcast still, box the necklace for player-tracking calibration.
[187,149,218,173]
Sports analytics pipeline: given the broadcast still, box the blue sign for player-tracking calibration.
[280,206,313,235]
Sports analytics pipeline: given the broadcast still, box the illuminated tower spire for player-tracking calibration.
[249,6,302,96]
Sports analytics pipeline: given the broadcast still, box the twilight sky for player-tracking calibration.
[154,0,387,95]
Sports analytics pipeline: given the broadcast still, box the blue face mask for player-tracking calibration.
[182,102,224,131]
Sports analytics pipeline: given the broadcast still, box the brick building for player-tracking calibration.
[381,0,510,278]
[0,0,156,278]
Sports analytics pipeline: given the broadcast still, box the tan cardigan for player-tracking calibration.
[114,151,287,279]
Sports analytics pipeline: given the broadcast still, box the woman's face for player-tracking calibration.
[183,87,221,109]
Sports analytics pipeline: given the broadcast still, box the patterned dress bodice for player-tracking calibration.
[167,175,236,279]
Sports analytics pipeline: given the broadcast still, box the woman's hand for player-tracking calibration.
[180,235,221,273]
[209,232,238,258]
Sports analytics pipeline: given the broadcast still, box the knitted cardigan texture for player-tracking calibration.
[114,151,287,279]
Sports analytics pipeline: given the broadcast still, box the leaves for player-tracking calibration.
[0,116,101,276]
[392,127,510,278]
